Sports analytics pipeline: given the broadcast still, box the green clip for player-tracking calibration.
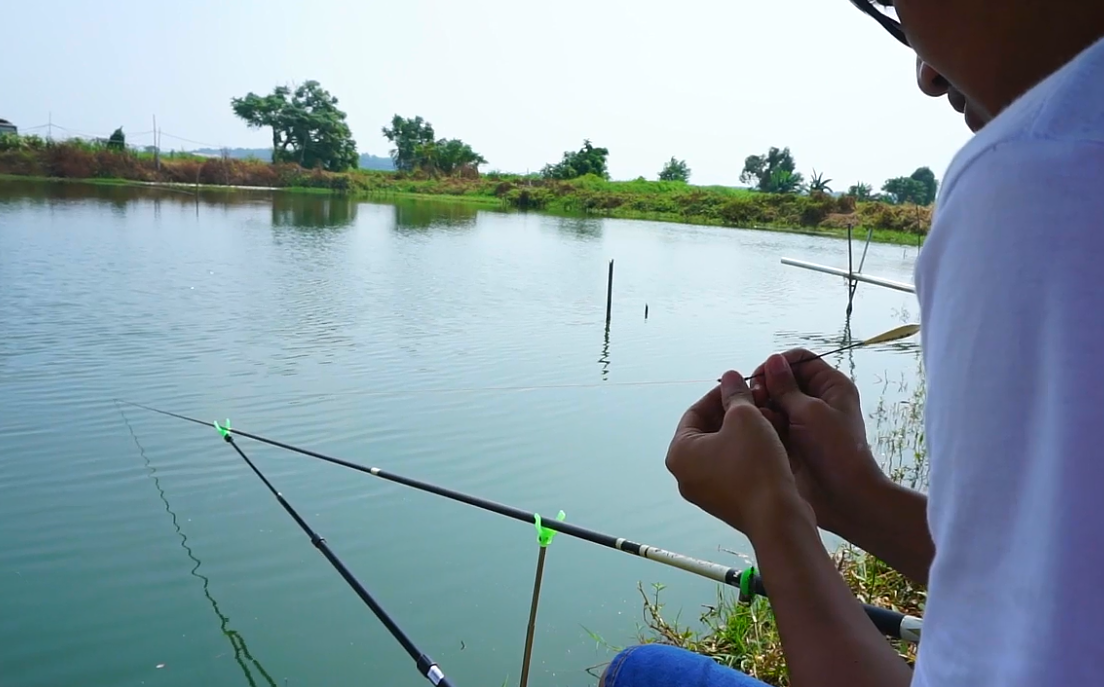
[534,510,566,548]
[739,566,757,603]
[213,418,231,439]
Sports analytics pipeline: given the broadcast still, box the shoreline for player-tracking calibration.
[0,174,926,247]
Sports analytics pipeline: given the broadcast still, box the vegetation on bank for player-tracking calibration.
[0,134,931,243]
[609,354,929,686]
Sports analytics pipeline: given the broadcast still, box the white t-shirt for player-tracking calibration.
[913,36,1104,686]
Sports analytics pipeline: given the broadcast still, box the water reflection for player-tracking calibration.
[116,403,276,687]
[598,323,612,380]
[391,198,479,232]
[270,193,357,230]
[0,178,274,217]
[552,215,603,241]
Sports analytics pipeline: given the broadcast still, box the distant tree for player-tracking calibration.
[381,116,486,175]
[847,182,874,201]
[740,146,804,193]
[231,80,359,172]
[541,139,610,180]
[426,138,487,175]
[107,127,126,150]
[769,168,804,194]
[807,169,833,194]
[381,115,436,172]
[909,166,939,205]
[882,176,928,205]
[658,157,691,182]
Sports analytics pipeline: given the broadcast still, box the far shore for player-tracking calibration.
[0,172,927,248]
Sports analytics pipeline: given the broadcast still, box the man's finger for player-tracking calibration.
[675,384,723,437]
[764,353,813,416]
[720,370,755,411]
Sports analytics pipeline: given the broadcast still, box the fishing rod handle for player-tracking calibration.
[749,573,921,642]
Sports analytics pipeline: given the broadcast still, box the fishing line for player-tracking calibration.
[115,401,277,687]
[211,422,454,687]
[217,324,921,401]
[116,400,922,644]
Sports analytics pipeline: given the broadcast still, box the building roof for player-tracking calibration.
[0,119,13,125]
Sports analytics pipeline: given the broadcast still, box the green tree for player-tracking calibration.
[107,127,126,150]
[740,146,804,193]
[381,116,486,175]
[231,80,359,172]
[541,139,610,180]
[846,182,874,201]
[381,115,436,172]
[807,169,833,194]
[658,157,691,182]
[882,176,928,205]
[909,166,939,205]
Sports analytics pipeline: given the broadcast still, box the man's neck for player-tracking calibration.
[989,15,1104,120]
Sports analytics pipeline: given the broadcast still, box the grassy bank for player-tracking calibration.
[0,136,930,245]
[612,354,929,686]
[352,171,930,246]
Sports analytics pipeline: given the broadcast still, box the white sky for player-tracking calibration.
[0,0,973,188]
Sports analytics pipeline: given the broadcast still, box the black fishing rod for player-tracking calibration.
[211,422,455,687]
[118,400,923,644]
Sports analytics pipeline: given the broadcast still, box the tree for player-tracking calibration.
[541,139,610,180]
[231,80,359,172]
[658,157,691,182]
[381,115,436,172]
[430,138,487,175]
[882,176,928,205]
[740,146,804,194]
[107,127,126,150]
[807,169,833,194]
[846,182,874,201]
[909,166,939,205]
[381,116,486,175]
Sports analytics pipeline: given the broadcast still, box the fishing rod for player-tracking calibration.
[211,422,455,687]
[117,400,923,644]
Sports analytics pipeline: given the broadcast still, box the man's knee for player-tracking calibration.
[598,644,767,687]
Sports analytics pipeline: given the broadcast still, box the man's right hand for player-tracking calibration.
[749,349,934,584]
[749,351,890,540]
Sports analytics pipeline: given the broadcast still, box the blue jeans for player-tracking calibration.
[602,644,771,687]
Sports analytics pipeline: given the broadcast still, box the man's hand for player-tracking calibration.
[666,369,913,687]
[665,369,814,539]
[751,350,934,584]
[749,351,889,538]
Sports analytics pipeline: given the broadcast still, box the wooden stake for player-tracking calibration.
[605,260,614,325]
[519,546,548,687]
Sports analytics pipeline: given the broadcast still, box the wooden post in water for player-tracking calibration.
[846,224,856,316]
[605,259,614,326]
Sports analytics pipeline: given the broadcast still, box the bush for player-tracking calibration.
[504,187,555,210]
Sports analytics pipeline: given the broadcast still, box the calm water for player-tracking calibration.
[0,180,921,687]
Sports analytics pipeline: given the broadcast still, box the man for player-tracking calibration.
[602,2,1104,685]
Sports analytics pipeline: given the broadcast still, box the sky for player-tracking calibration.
[0,0,974,188]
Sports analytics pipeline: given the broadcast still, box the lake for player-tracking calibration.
[0,180,921,687]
